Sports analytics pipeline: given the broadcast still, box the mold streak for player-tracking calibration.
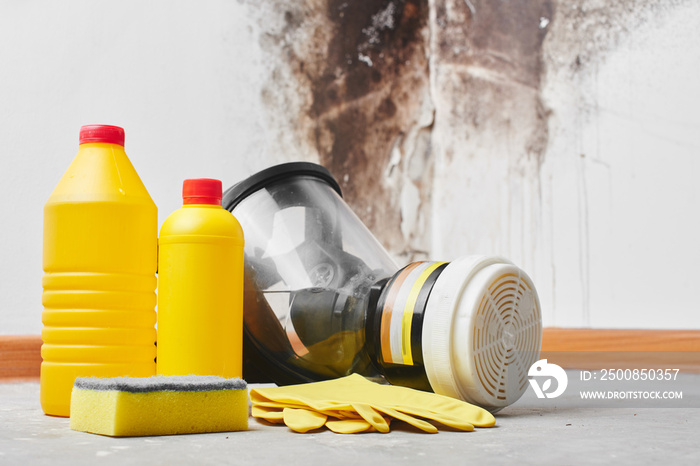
[245,0,699,328]
[248,0,433,259]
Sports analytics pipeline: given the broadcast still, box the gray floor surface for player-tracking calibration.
[1,372,698,465]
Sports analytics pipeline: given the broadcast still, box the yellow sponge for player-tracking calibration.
[69,376,248,437]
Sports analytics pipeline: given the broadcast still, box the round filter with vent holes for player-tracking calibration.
[422,255,542,412]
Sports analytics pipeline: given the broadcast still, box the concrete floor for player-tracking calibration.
[1,372,698,465]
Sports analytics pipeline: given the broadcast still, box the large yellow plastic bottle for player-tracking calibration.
[156,179,244,378]
[41,125,157,417]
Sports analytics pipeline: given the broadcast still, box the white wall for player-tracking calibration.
[430,1,700,329]
[2,1,699,334]
[0,1,301,334]
[541,3,700,328]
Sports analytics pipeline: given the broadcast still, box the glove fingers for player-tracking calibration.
[457,408,496,428]
[391,407,477,431]
[352,403,391,433]
[250,387,348,412]
[254,401,363,421]
[331,409,362,420]
[283,408,328,433]
[373,405,439,433]
[339,375,495,428]
[326,418,374,434]
[376,386,496,428]
[252,400,305,410]
[251,405,285,424]
[252,375,495,431]
[413,399,496,428]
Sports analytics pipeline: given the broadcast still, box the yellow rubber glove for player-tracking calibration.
[284,408,387,434]
[283,408,327,432]
[326,417,375,434]
[253,393,431,433]
[250,374,495,433]
[255,398,439,433]
[253,405,385,433]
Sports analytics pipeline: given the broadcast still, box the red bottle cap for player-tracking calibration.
[183,179,223,205]
[79,125,125,146]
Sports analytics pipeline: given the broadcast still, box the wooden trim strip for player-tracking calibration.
[1,329,698,382]
[0,335,42,382]
[541,328,700,352]
[541,328,700,373]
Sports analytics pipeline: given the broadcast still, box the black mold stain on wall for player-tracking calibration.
[433,0,555,168]
[251,0,570,256]
[251,0,431,254]
[437,0,555,87]
[305,0,430,253]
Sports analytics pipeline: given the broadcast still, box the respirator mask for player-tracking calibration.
[223,163,542,411]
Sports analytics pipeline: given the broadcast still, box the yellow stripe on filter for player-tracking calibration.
[389,262,433,364]
[400,262,446,365]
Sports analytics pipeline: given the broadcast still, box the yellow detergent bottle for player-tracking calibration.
[156,179,244,378]
[41,125,157,417]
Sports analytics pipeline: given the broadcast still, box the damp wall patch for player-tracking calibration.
[243,0,700,328]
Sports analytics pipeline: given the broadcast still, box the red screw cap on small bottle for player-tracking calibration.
[79,125,125,146]
[183,179,223,205]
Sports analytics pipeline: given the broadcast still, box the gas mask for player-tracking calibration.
[223,163,541,411]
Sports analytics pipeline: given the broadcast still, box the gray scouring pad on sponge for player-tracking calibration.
[70,375,249,437]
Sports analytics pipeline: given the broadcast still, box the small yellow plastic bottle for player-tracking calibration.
[41,125,157,417]
[157,179,244,378]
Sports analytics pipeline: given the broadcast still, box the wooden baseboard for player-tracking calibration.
[541,328,700,373]
[541,328,700,352]
[1,329,699,382]
[0,335,42,382]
